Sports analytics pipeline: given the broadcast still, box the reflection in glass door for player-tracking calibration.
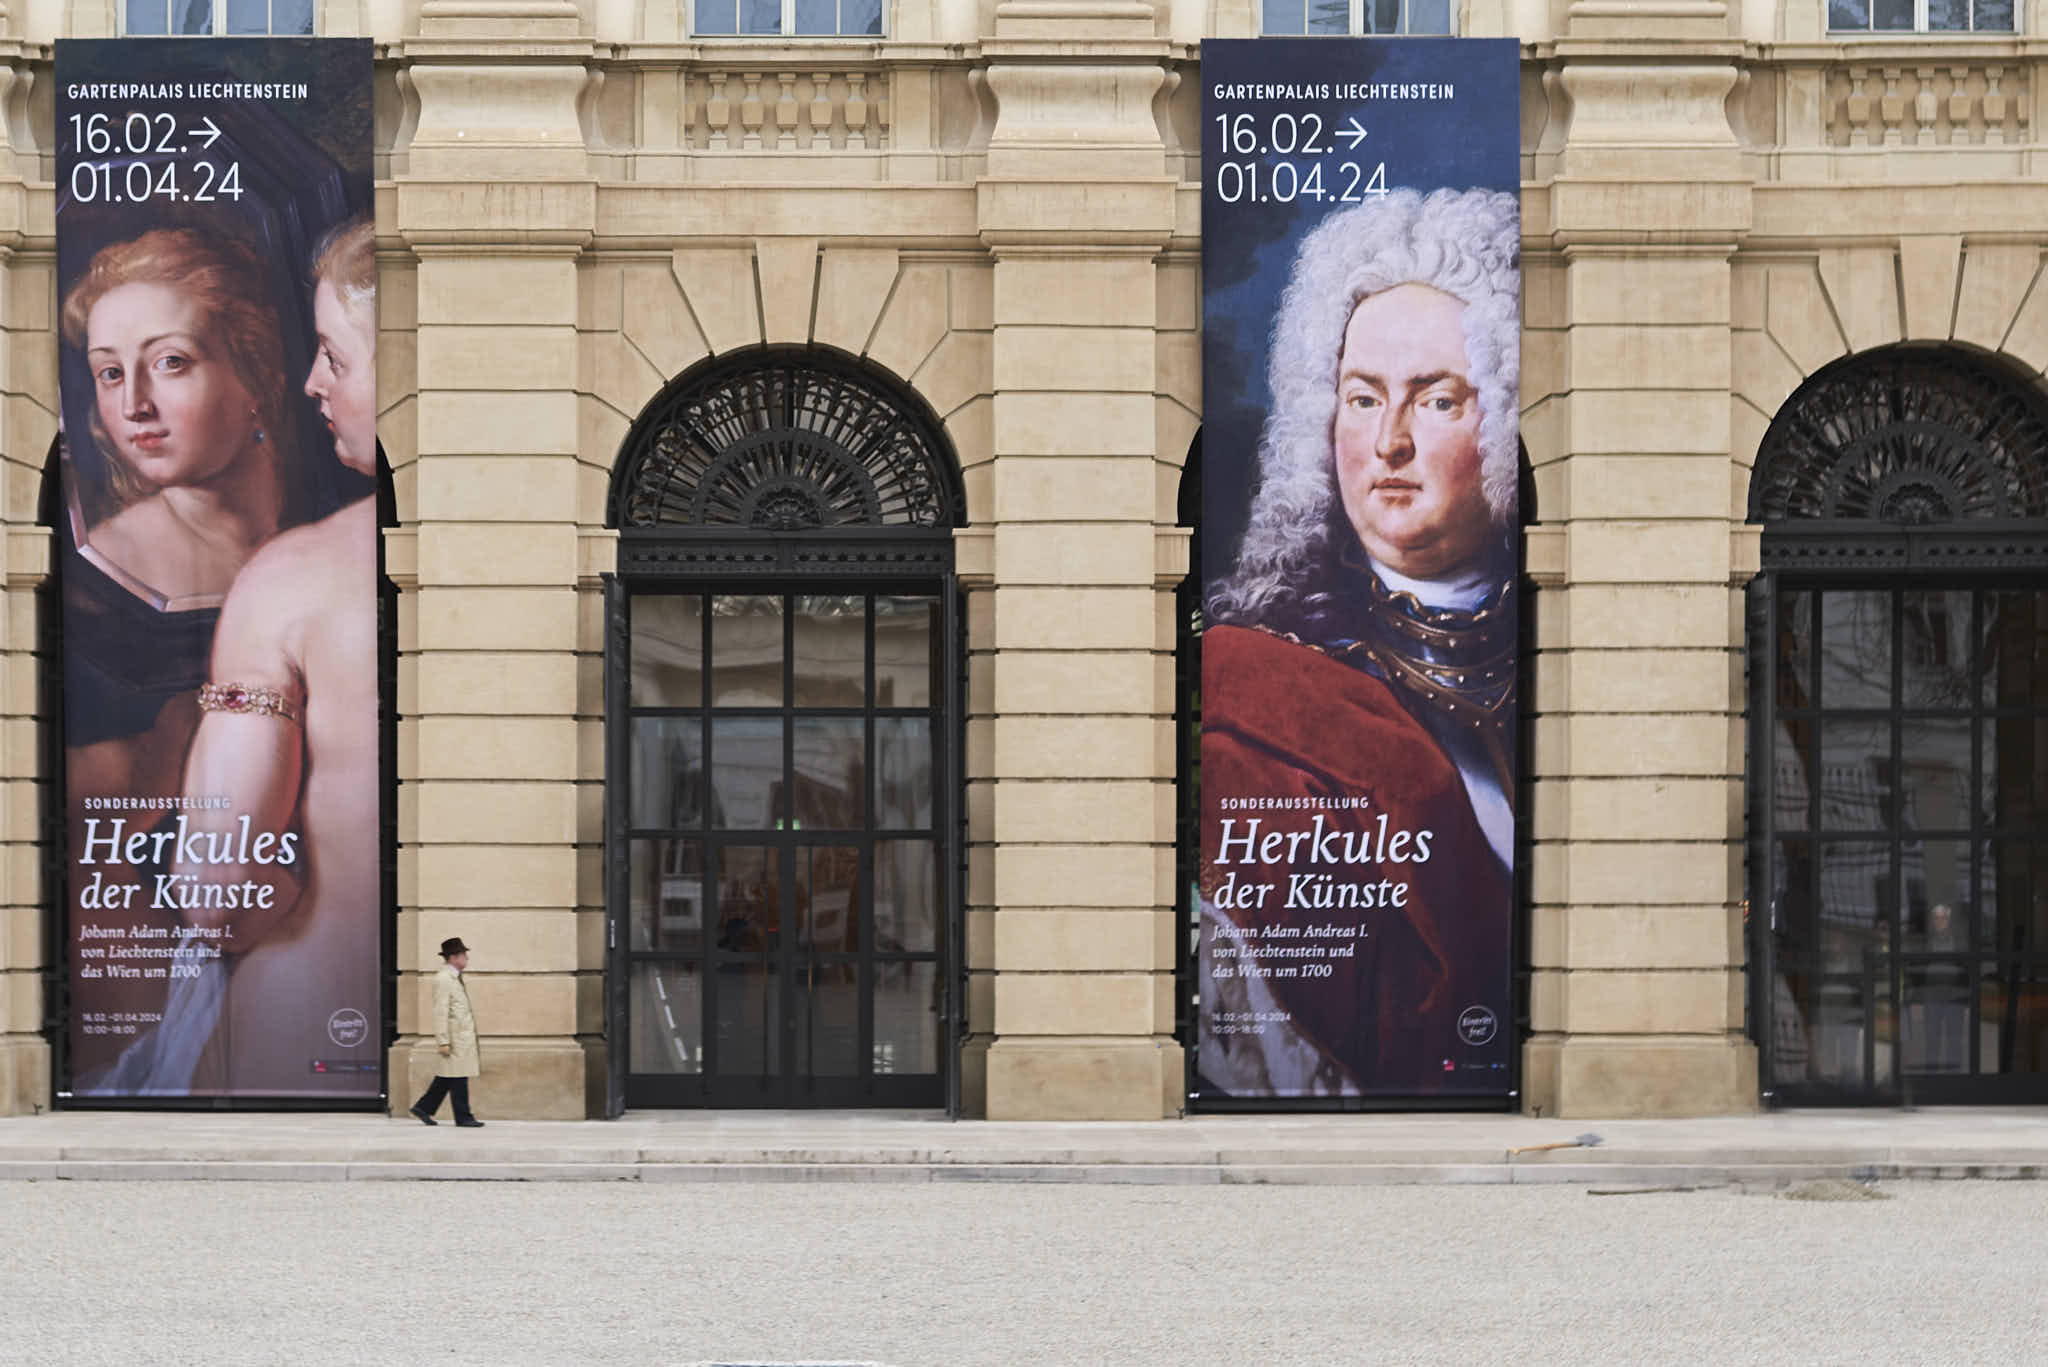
[622,591,948,1106]
[1760,583,2048,1103]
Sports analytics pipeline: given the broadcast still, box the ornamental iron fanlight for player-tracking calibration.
[1750,346,2048,526]
[611,348,963,531]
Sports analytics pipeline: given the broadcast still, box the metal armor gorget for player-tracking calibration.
[1333,544,1518,793]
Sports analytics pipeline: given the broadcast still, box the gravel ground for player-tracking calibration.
[3,1180,2045,1365]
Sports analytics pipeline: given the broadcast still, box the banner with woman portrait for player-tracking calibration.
[1197,38,1520,1103]
[55,39,379,1101]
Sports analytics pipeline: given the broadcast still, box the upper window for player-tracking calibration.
[1262,0,1454,35]
[1829,0,2013,32]
[124,0,315,34]
[693,0,883,36]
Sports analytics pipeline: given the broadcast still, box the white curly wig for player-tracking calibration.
[1209,187,1520,633]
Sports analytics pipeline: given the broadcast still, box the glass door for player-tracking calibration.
[622,589,947,1107]
[1760,581,2048,1103]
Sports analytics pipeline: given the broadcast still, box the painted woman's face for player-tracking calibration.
[303,279,376,475]
[86,282,260,490]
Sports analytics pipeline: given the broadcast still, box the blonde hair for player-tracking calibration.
[61,227,294,506]
[310,216,375,327]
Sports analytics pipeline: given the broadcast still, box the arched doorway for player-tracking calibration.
[1749,346,2048,1105]
[603,347,966,1111]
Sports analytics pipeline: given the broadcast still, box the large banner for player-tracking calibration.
[1197,39,1519,1102]
[56,39,378,1100]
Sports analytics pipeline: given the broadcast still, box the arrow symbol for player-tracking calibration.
[1339,116,1368,149]
[191,116,222,150]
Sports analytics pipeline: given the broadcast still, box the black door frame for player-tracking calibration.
[604,529,963,1114]
[1750,531,2048,1107]
[1744,344,2048,1108]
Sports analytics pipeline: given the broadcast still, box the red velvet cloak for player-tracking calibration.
[1201,623,1512,1093]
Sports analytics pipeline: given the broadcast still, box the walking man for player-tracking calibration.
[410,937,483,1127]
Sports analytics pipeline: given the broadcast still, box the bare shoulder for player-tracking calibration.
[228,500,376,608]
[212,501,376,671]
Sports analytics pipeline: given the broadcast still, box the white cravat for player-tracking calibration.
[1371,558,1500,613]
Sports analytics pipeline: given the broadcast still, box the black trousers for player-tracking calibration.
[412,1074,475,1122]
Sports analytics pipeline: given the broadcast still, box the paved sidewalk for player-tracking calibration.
[2,1106,2048,1183]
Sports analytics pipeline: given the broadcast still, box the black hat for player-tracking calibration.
[439,937,470,959]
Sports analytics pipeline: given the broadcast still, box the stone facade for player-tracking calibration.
[0,0,2041,1119]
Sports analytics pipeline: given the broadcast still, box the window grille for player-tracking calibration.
[612,349,960,531]
[1751,348,2048,529]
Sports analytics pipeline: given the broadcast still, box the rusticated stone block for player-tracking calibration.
[984,1036,1182,1120]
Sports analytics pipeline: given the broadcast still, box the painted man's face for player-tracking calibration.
[1333,283,1493,580]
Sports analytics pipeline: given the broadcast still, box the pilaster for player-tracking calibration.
[971,0,1182,1120]
[1526,0,1759,1117]
[390,0,599,1118]
[0,521,49,1117]
[0,5,49,1115]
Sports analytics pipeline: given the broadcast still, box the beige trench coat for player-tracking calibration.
[431,964,480,1078]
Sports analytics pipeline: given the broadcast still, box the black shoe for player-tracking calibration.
[409,1105,438,1126]
[455,1117,484,1128]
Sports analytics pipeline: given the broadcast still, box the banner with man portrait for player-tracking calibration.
[1197,38,1520,1102]
[55,39,380,1101]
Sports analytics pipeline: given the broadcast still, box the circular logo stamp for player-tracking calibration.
[1457,1005,1499,1047]
[328,1008,369,1049]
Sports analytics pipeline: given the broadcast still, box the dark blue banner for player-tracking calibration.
[1198,38,1520,1102]
[57,39,379,1101]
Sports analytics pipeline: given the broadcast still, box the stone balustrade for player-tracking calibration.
[1826,60,2029,147]
[688,68,890,151]
[1759,43,2048,178]
[582,55,961,182]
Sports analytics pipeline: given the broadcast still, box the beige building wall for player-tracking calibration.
[0,0,2043,1117]
[1516,5,1759,1116]
[0,218,53,1115]
[0,9,52,1108]
[970,1,1186,1120]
